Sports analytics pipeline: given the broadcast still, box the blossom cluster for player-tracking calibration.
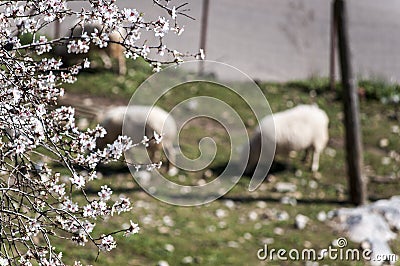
[0,0,196,265]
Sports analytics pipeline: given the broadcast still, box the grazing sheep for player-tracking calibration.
[97,105,178,175]
[54,23,126,75]
[246,104,329,173]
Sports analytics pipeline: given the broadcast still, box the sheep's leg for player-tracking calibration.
[311,149,320,172]
[302,147,310,163]
[311,130,328,172]
[98,50,112,69]
[245,133,262,175]
[167,165,178,176]
[107,42,126,75]
[147,144,157,163]
[117,52,126,75]
[165,143,178,176]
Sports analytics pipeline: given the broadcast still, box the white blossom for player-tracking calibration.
[124,220,140,236]
[98,185,113,201]
[154,131,163,144]
[171,25,184,36]
[0,258,9,266]
[70,174,86,188]
[34,36,52,55]
[67,40,90,54]
[83,58,91,68]
[112,196,131,215]
[200,48,205,60]
[154,17,170,37]
[140,45,150,58]
[171,6,177,19]
[99,235,117,251]
[0,0,196,264]
[123,8,140,23]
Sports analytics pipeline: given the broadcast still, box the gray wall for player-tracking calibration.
[60,0,400,82]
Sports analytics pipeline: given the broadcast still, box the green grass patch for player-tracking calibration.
[47,68,400,265]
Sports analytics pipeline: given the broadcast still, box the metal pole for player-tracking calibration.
[199,0,210,75]
[55,20,61,38]
[335,0,367,205]
[329,0,337,91]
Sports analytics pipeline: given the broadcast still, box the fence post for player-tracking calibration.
[199,0,210,75]
[54,20,61,39]
[335,0,367,205]
[329,0,337,91]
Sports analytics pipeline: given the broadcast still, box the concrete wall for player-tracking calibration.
[60,0,400,82]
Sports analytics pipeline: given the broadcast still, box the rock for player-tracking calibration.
[289,150,297,158]
[317,211,327,222]
[77,118,89,129]
[203,169,213,178]
[275,182,297,193]
[182,256,193,264]
[381,157,391,165]
[158,226,170,234]
[157,260,169,266]
[295,214,309,230]
[215,209,228,218]
[379,138,389,148]
[218,221,227,229]
[313,172,322,180]
[389,150,400,162]
[164,243,175,253]
[243,232,252,240]
[260,237,274,245]
[309,90,317,98]
[371,196,400,230]
[273,227,284,235]
[368,238,397,266]
[207,225,216,232]
[303,240,312,248]
[295,169,303,177]
[309,180,318,189]
[163,216,175,227]
[246,118,255,127]
[335,184,345,197]
[254,223,262,230]
[168,167,179,176]
[224,200,236,209]
[360,240,371,250]
[135,171,152,185]
[187,99,198,110]
[197,178,206,185]
[83,98,93,106]
[266,174,277,183]
[327,210,336,220]
[325,147,337,157]
[280,196,297,206]
[276,211,289,221]
[328,196,400,265]
[391,125,399,134]
[248,211,258,221]
[256,201,267,209]
[227,241,239,248]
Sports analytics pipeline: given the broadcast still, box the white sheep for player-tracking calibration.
[246,104,329,173]
[97,105,178,175]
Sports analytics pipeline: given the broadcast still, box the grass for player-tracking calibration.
[52,62,400,265]
[63,57,153,99]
